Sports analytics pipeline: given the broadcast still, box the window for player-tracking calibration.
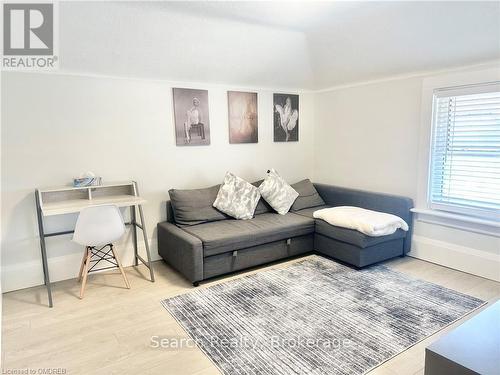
[429,82,500,220]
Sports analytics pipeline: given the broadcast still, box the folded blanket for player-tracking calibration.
[313,206,409,237]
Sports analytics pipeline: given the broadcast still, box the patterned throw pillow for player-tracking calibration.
[213,172,261,220]
[258,169,299,215]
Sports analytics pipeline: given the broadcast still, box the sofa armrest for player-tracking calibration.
[157,221,203,282]
[314,183,414,253]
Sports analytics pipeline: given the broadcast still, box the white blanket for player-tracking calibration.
[313,206,409,237]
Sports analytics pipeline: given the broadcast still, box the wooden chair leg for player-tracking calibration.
[110,245,130,289]
[77,247,87,282]
[79,247,91,299]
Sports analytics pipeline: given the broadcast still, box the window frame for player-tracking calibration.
[427,82,500,221]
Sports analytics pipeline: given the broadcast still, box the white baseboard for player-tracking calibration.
[409,235,500,282]
[5,234,498,292]
[1,239,160,293]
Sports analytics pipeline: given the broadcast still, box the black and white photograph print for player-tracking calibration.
[273,93,299,142]
[173,88,210,146]
[228,91,258,144]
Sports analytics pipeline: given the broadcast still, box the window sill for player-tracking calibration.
[411,208,500,237]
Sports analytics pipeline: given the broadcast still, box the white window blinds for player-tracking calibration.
[429,82,500,220]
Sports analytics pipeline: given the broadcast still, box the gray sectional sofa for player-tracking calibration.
[157,181,413,286]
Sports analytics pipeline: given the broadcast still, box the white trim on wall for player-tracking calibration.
[1,238,159,293]
[314,60,500,93]
[409,235,500,282]
[412,208,500,237]
[4,70,314,95]
[10,59,500,95]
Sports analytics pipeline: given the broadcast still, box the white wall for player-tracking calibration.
[313,78,422,198]
[3,63,499,292]
[313,64,500,281]
[1,72,315,292]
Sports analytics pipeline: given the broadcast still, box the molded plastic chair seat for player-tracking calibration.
[73,205,130,298]
[73,205,126,247]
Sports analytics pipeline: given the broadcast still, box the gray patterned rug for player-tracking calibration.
[162,255,484,375]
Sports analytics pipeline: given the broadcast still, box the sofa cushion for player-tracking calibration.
[252,180,273,215]
[169,185,228,226]
[315,219,407,249]
[290,179,326,211]
[213,172,260,220]
[183,212,315,257]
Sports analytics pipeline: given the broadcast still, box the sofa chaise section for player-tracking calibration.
[312,184,413,267]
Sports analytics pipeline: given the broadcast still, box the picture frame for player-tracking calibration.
[273,93,299,142]
[173,88,210,146]
[228,91,258,144]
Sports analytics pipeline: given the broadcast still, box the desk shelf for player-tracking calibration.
[42,195,146,216]
[38,181,143,216]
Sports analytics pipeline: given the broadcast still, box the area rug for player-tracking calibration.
[161,255,484,375]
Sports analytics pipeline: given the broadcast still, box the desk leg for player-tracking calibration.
[35,192,53,307]
[138,204,155,282]
[131,206,138,266]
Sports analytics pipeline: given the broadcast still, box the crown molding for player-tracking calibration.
[314,60,500,93]
[3,59,499,94]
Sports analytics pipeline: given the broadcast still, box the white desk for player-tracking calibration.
[35,181,155,307]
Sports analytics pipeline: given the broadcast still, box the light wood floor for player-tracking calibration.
[2,255,499,375]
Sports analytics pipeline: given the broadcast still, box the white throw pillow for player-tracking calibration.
[258,169,299,215]
[213,172,261,220]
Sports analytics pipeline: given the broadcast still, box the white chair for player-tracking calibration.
[73,205,130,299]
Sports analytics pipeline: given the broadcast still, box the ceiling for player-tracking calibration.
[58,1,500,90]
[152,1,345,32]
